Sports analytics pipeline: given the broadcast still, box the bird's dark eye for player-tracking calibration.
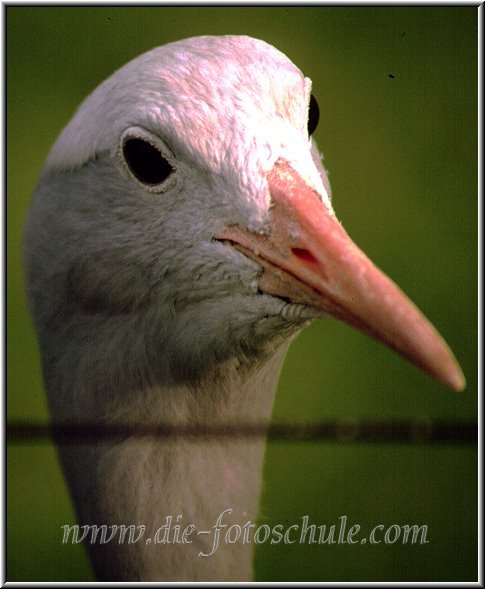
[307,94,320,136]
[123,138,174,185]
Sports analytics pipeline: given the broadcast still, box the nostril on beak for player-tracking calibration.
[291,247,319,268]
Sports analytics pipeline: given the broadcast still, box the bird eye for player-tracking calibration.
[307,94,320,136]
[122,137,174,186]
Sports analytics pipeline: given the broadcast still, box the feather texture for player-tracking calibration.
[24,35,329,581]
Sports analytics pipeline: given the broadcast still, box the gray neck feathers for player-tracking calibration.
[54,339,291,581]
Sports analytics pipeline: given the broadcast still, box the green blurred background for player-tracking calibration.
[7,6,477,582]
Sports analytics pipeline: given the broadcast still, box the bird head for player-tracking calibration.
[24,35,465,392]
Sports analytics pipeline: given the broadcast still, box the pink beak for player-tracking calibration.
[216,161,465,391]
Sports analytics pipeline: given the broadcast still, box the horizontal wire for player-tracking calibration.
[6,419,478,445]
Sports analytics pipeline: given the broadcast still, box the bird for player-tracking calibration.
[24,35,465,581]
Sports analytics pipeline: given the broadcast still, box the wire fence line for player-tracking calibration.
[7,419,477,445]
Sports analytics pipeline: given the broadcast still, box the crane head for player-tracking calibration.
[24,35,465,393]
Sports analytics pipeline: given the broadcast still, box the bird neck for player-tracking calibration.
[59,340,291,581]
